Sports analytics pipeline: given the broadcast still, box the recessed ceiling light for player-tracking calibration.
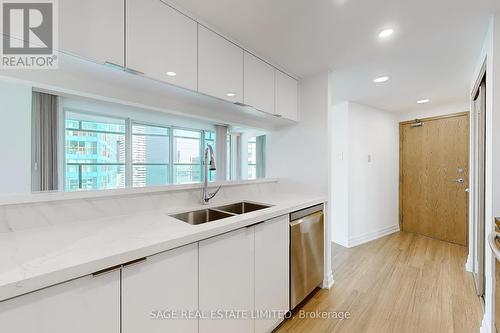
[166,71,177,77]
[417,99,430,104]
[373,76,389,83]
[379,29,394,39]
[226,92,236,97]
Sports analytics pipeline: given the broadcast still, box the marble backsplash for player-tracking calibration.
[0,181,280,233]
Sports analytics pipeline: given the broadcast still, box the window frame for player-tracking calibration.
[64,110,127,191]
[247,137,257,180]
[131,121,171,187]
[63,109,220,191]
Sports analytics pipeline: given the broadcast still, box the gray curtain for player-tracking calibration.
[256,135,266,178]
[32,92,58,191]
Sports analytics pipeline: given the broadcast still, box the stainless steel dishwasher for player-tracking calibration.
[290,204,324,309]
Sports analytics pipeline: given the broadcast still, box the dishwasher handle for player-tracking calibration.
[290,219,304,227]
[488,232,500,261]
[290,204,324,221]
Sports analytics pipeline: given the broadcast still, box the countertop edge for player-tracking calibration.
[0,197,326,302]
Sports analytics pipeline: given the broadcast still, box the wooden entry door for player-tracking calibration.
[400,113,469,246]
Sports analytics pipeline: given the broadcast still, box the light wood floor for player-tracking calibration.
[276,231,483,333]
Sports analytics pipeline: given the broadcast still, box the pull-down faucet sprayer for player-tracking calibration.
[202,144,221,204]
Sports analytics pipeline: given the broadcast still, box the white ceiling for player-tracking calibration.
[176,0,499,113]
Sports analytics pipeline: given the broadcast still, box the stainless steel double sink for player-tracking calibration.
[170,201,272,225]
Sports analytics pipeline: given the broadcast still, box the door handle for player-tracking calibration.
[488,232,500,261]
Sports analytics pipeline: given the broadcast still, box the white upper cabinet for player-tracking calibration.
[198,25,244,103]
[59,0,124,66]
[255,215,290,333]
[275,70,299,121]
[243,52,275,114]
[121,243,198,333]
[0,272,120,333]
[126,0,198,91]
[199,227,254,333]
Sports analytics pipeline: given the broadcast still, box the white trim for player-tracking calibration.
[322,273,334,289]
[347,225,400,248]
[466,254,473,272]
[480,314,492,333]
[332,238,349,248]
[0,178,279,206]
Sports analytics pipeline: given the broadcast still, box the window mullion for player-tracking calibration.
[125,118,133,188]
[169,127,174,184]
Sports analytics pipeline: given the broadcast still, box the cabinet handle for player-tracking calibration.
[92,264,122,277]
[122,257,147,268]
[125,67,145,75]
[272,114,283,118]
[246,221,265,228]
[91,257,147,277]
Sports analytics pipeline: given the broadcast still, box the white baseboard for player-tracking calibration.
[347,225,400,248]
[480,314,491,333]
[465,254,473,272]
[322,273,334,289]
[332,237,349,248]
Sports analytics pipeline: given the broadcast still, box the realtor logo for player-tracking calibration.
[1,0,58,69]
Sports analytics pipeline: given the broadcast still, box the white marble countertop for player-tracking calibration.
[0,192,326,301]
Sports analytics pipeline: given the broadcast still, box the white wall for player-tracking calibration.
[267,71,333,288]
[0,81,32,194]
[471,12,500,333]
[398,101,470,122]
[331,102,349,246]
[267,72,330,197]
[330,102,399,247]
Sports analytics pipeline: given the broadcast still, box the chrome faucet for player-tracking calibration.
[202,144,221,204]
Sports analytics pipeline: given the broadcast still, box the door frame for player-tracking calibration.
[399,111,471,233]
[470,58,487,298]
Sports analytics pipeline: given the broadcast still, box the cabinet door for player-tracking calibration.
[244,52,275,114]
[199,227,254,333]
[122,243,198,333]
[126,0,198,90]
[59,0,124,66]
[275,70,299,121]
[255,215,290,333]
[198,25,244,103]
[0,272,120,333]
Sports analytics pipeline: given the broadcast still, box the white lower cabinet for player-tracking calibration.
[0,271,120,333]
[121,243,198,333]
[0,215,291,333]
[255,215,290,333]
[199,226,255,333]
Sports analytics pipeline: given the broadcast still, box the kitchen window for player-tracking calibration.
[247,137,257,180]
[132,124,170,187]
[173,129,202,184]
[64,111,224,191]
[64,113,126,192]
